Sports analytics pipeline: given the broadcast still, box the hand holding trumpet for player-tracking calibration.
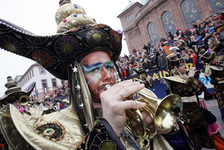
[100,80,146,136]
[100,80,175,137]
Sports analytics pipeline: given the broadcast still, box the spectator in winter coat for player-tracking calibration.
[157,51,167,69]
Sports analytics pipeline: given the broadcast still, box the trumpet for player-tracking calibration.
[105,82,182,139]
[19,95,29,106]
[126,88,182,138]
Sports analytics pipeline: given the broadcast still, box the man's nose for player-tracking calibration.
[101,66,112,80]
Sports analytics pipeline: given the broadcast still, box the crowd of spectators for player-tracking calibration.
[14,10,224,113]
[116,10,224,79]
[14,83,70,115]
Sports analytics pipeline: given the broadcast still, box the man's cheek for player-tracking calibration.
[86,74,100,85]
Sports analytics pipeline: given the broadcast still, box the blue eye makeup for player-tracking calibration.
[105,61,114,69]
[82,61,115,85]
[83,61,114,74]
[83,63,103,73]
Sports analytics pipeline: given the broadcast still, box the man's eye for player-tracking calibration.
[91,68,100,73]
[106,66,114,71]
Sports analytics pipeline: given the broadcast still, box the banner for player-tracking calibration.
[125,63,214,98]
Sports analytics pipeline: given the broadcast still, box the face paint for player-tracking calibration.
[82,61,115,85]
[104,61,115,76]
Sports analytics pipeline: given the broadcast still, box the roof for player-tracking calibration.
[121,2,136,14]
[18,63,40,83]
[117,1,143,18]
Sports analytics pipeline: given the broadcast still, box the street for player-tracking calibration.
[203,98,224,150]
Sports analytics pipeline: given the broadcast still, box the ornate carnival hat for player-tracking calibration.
[134,65,146,74]
[198,48,215,63]
[166,53,185,72]
[0,0,122,80]
[0,76,35,107]
[0,0,123,134]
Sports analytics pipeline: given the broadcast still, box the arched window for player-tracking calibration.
[208,0,224,14]
[161,11,176,37]
[147,22,159,42]
[181,0,200,29]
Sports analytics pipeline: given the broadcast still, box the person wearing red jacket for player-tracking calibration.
[188,49,197,66]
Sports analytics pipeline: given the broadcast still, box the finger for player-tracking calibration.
[102,80,135,94]
[109,81,144,95]
[191,67,196,71]
[106,81,143,94]
[113,80,141,90]
[118,100,146,111]
[118,83,144,98]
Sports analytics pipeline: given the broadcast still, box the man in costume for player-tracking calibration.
[164,53,215,149]
[0,1,193,149]
[133,66,153,89]
[199,30,224,122]
[0,76,35,149]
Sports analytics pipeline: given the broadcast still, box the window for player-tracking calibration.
[161,11,176,36]
[52,78,57,87]
[41,79,48,88]
[208,0,224,14]
[125,13,134,23]
[39,67,46,74]
[181,0,200,29]
[147,22,159,42]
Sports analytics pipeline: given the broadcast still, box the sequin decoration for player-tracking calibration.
[110,30,122,48]
[35,122,66,141]
[85,29,107,47]
[32,50,54,68]
[100,141,116,150]
[55,36,79,59]
[0,35,21,53]
[74,4,78,9]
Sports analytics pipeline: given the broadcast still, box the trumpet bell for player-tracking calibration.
[19,95,29,106]
[154,94,182,131]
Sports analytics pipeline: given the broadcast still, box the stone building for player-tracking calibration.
[118,0,224,54]
[16,63,65,100]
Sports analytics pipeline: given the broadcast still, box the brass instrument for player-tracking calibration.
[125,88,182,138]
[105,82,182,139]
[19,95,29,106]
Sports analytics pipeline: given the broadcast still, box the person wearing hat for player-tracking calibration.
[0,1,193,150]
[0,76,35,149]
[164,53,216,149]
[0,76,35,111]
[133,65,153,89]
[198,34,224,121]
[198,26,224,148]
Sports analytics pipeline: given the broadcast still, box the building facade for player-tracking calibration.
[118,0,224,54]
[16,63,66,100]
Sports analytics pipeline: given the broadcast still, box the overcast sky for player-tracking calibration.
[0,0,138,96]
